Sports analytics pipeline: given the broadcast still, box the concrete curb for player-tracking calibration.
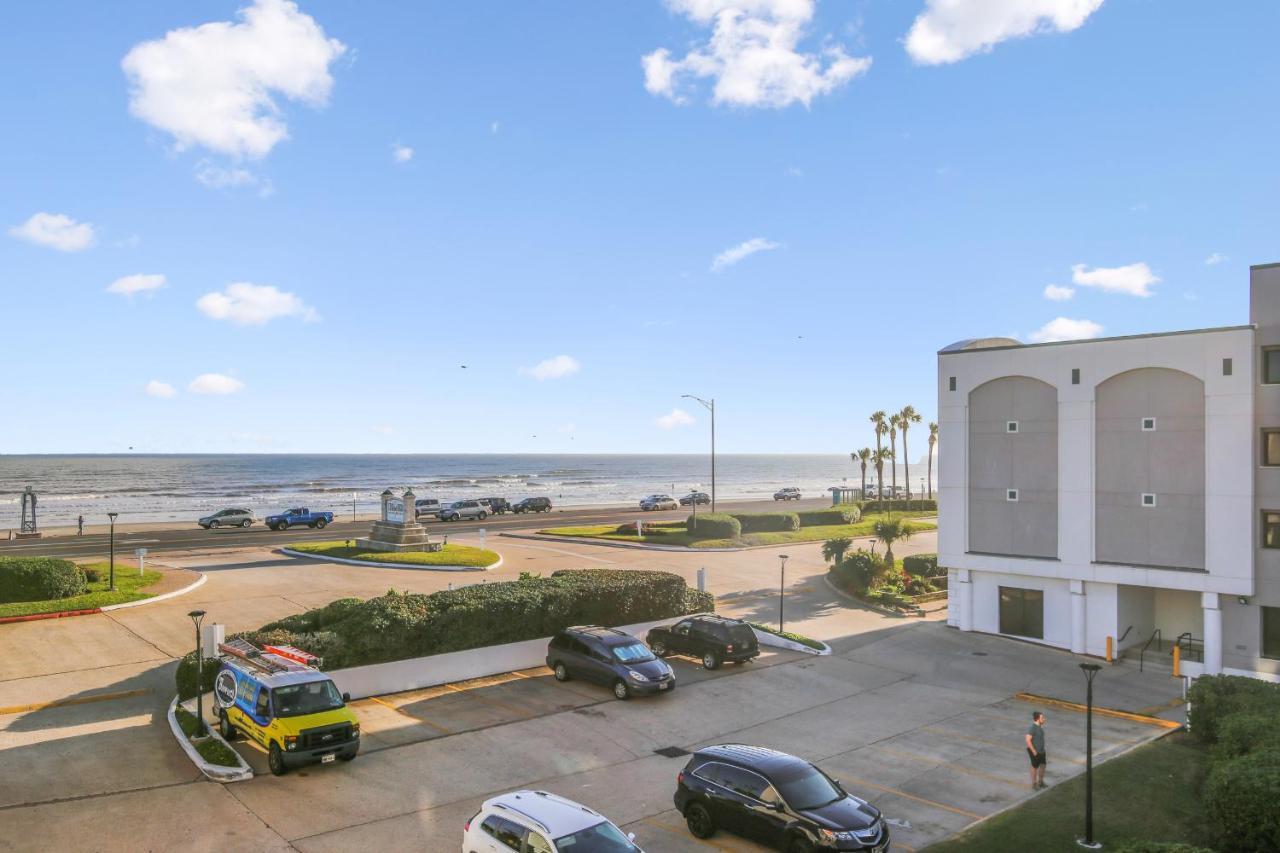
[101,572,208,611]
[167,695,253,783]
[279,548,501,573]
[822,574,912,619]
[502,531,755,552]
[0,607,102,624]
[751,626,832,656]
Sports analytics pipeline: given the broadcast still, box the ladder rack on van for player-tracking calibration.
[218,638,321,675]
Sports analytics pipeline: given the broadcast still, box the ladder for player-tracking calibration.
[218,638,316,675]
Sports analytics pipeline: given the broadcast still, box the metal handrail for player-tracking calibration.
[1175,631,1205,663]
[1139,628,1162,672]
[1117,625,1134,645]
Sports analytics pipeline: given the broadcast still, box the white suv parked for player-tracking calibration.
[462,790,642,853]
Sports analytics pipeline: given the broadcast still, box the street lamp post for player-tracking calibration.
[1078,662,1103,849]
[682,395,716,513]
[778,554,789,633]
[188,609,208,737]
[107,512,118,591]
[689,490,699,531]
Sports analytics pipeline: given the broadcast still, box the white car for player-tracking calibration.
[463,790,642,853]
[440,500,489,521]
[639,494,678,511]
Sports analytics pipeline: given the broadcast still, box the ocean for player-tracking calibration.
[0,454,923,527]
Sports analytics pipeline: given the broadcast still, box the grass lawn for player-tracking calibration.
[540,511,937,550]
[287,540,499,567]
[0,563,164,618]
[926,731,1214,852]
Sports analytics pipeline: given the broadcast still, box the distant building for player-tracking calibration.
[938,263,1280,681]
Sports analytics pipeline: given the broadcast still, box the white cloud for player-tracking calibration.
[643,0,871,108]
[189,373,245,395]
[145,380,177,398]
[196,282,318,325]
[121,0,346,160]
[906,0,1104,65]
[1205,252,1227,266]
[1071,262,1160,297]
[9,212,95,252]
[195,160,260,188]
[392,144,413,163]
[711,237,780,272]
[1043,284,1074,301]
[656,407,696,429]
[1028,317,1104,343]
[519,355,581,381]
[108,273,167,296]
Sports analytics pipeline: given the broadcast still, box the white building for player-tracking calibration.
[938,263,1280,681]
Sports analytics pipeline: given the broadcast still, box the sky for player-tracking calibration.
[2,1,1278,456]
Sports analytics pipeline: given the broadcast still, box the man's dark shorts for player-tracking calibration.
[1027,748,1047,768]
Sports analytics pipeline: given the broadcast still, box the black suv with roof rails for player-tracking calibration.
[546,626,675,700]
[513,496,553,513]
[646,614,759,670]
[674,744,888,852]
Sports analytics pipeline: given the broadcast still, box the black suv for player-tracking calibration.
[479,497,511,514]
[546,626,675,700]
[680,492,711,506]
[647,615,759,670]
[513,497,553,514]
[674,745,888,852]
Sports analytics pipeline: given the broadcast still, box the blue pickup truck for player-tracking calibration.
[266,507,334,531]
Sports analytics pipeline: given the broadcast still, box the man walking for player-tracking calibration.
[1026,711,1047,789]
[77,515,84,536]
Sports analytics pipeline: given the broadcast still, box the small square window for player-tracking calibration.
[1141,493,1157,507]
[1223,358,1233,376]
[1007,489,1019,502]
[1265,512,1280,548]
[1263,429,1280,466]
[949,376,957,392]
[1006,421,1019,433]
[1265,348,1280,384]
[1264,607,1280,659]
[1071,368,1080,385]
[1142,417,1157,431]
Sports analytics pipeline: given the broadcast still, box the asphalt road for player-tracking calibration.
[0,496,833,559]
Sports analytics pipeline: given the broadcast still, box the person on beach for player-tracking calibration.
[1026,711,1047,789]
[77,515,84,535]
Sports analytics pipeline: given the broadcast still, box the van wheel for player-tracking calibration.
[315,518,327,529]
[685,802,716,838]
[553,662,570,682]
[268,742,287,776]
[218,710,236,740]
[702,651,721,670]
[613,680,631,700]
[651,640,668,657]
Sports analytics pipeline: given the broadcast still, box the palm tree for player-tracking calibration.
[873,446,893,508]
[853,448,872,500]
[873,517,916,567]
[822,537,853,565]
[898,405,922,500]
[888,413,901,499]
[927,421,938,500]
[870,412,888,499]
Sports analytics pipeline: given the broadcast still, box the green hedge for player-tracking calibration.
[1113,843,1217,853]
[859,499,936,513]
[829,550,887,594]
[901,553,944,577]
[0,557,86,604]
[685,513,740,539]
[1188,675,1280,743]
[1204,748,1280,852]
[797,507,859,527]
[731,512,800,533]
[175,655,220,702]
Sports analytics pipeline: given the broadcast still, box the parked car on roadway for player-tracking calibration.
[439,500,488,521]
[546,626,675,700]
[464,790,643,853]
[199,508,255,529]
[512,497,553,514]
[679,492,711,506]
[414,498,442,520]
[673,744,888,851]
[265,507,333,531]
[647,615,759,670]
[773,487,802,501]
[479,497,511,515]
[640,494,678,511]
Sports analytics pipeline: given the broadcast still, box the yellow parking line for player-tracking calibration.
[1014,692,1182,729]
[845,776,983,820]
[0,688,150,716]
[867,744,1025,789]
[365,694,452,734]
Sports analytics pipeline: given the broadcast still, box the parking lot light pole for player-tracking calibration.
[689,490,699,530]
[778,554,789,633]
[188,610,208,737]
[682,395,716,513]
[1077,662,1102,850]
[107,512,118,591]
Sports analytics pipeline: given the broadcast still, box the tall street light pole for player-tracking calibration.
[107,512,118,591]
[189,609,208,737]
[1078,662,1102,850]
[682,395,716,513]
[778,554,789,633]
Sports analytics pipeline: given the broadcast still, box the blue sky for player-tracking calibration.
[2,1,1277,456]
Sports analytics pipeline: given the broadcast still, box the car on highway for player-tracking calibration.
[464,790,643,853]
[679,492,711,506]
[774,487,802,501]
[512,497,553,514]
[639,494,678,511]
[674,744,888,852]
[647,614,759,670]
[415,498,442,520]
[198,508,255,529]
[265,507,333,531]
[439,500,489,521]
[546,626,675,700]
[479,497,511,515]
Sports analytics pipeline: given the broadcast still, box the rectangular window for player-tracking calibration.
[1007,489,1019,502]
[1142,493,1157,507]
[949,376,957,391]
[1264,607,1280,660]
[1071,368,1080,385]
[1142,417,1156,431]
[999,587,1044,639]
[1007,421,1019,433]
[1265,348,1280,384]
[1264,430,1280,466]
[1264,511,1280,549]
[1223,357,1233,376]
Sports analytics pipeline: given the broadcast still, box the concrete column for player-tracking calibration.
[403,488,416,526]
[1070,580,1086,655]
[1202,592,1223,675]
[957,569,974,632]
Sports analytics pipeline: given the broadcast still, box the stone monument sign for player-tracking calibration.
[355,487,442,553]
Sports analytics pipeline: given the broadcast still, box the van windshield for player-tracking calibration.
[611,643,655,663]
[273,680,344,717]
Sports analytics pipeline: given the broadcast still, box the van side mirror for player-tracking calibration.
[342,692,351,703]
[627,833,636,841]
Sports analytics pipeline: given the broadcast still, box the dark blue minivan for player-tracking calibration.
[546,626,675,700]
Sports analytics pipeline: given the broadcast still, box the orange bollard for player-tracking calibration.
[1106,635,1113,663]
[1173,644,1181,677]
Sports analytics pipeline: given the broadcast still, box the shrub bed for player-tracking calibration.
[0,557,86,603]
[731,512,800,533]
[860,499,937,514]
[797,507,860,527]
[1204,748,1280,852]
[902,553,944,577]
[686,513,740,539]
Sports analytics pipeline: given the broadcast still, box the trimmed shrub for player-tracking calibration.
[82,567,101,583]
[175,654,220,701]
[731,512,800,533]
[1215,711,1280,761]
[1113,843,1216,853]
[615,520,683,535]
[687,513,740,539]
[0,557,86,603]
[797,507,860,527]
[830,550,887,594]
[902,553,944,577]
[1188,675,1280,743]
[1204,748,1280,852]
[860,499,937,514]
